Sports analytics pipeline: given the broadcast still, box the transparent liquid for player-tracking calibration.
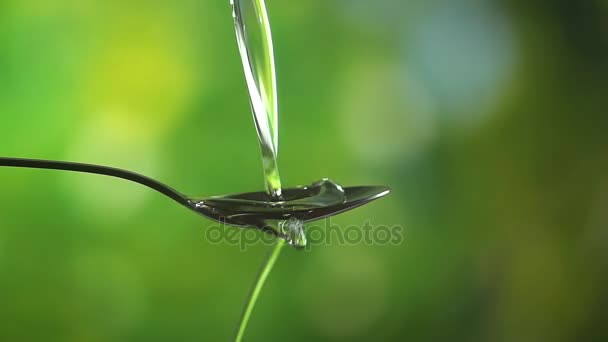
[229,0,346,247]
[231,0,282,198]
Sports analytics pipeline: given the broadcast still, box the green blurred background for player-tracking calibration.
[1,0,607,341]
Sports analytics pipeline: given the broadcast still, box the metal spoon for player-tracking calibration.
[0,157,390,241]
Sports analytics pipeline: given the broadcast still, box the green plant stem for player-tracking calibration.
[234,238,285,341]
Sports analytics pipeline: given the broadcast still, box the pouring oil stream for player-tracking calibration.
[230,0,352,339]
[231,0,289,340]
[232,0,282,199]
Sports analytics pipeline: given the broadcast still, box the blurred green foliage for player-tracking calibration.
[1,0,607,341]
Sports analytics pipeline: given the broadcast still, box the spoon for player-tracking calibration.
[0,157,390,244]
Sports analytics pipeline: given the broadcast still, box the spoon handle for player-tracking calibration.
[0,157,190,206]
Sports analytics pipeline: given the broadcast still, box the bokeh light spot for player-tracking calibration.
[339,60,436,165]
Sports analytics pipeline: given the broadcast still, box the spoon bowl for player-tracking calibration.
[193,184,390,230]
